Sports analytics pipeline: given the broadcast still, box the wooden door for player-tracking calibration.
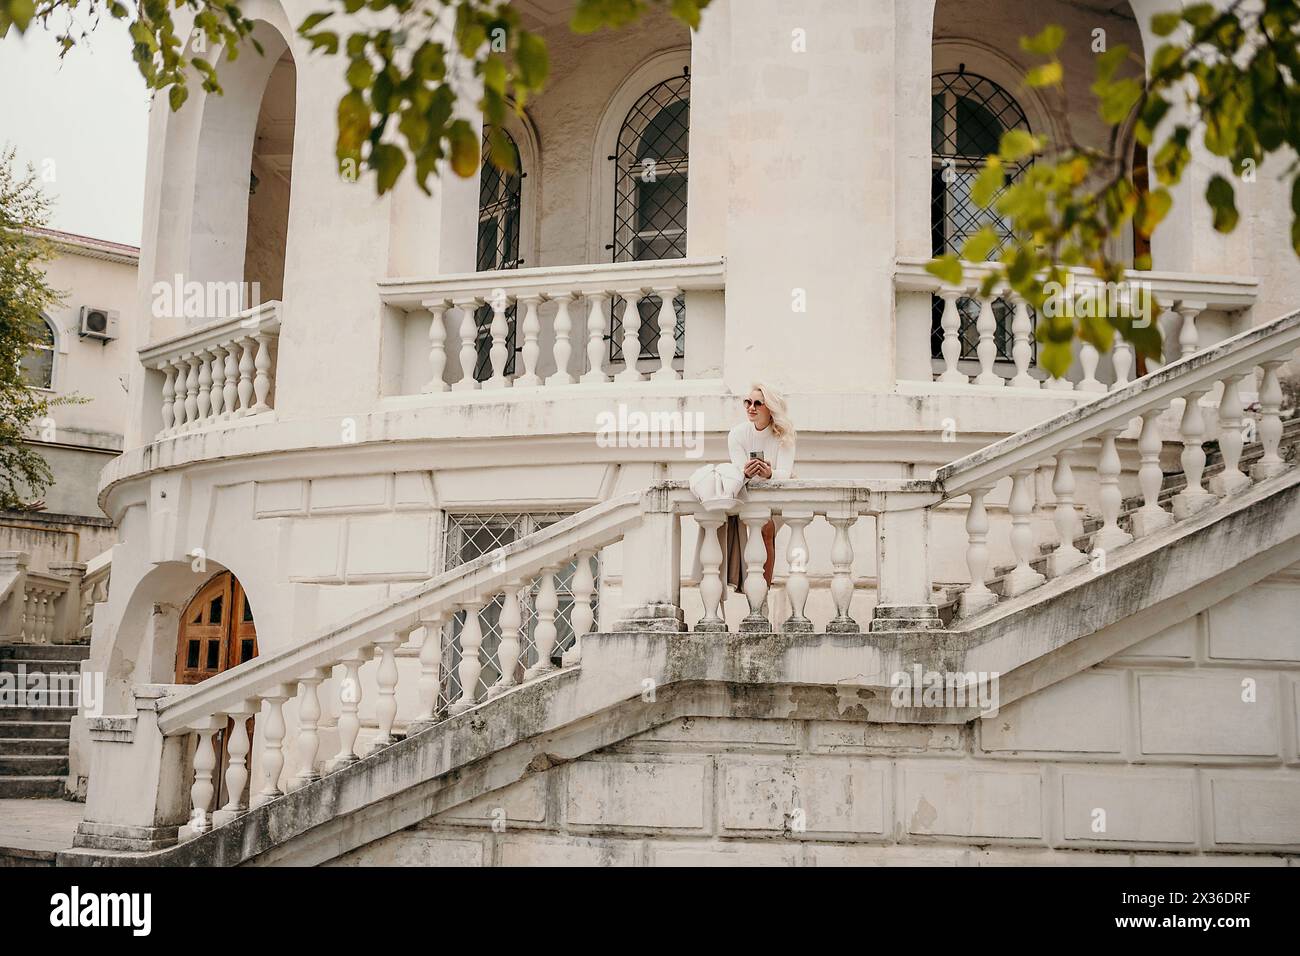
[176,572,259,806]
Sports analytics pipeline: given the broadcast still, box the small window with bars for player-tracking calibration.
[609,72,689,366]
[437,512,599,713]
[930,69,1035,364]
[474,129,524,381]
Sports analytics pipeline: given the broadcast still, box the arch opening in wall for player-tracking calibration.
[609,70,690,367]
[930,68,1034,365]
[20,315,57,390]
[472,127,524,382]
[243,47,297,306]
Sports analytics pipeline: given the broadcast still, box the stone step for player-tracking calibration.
[0,721,70,740]
[0,706,79,723]
[0,754,69,776]
[0,775,64,799]
[0,658,84,675]
[0,737,67,756]
[0,644,90,662]
[0,846,57,867]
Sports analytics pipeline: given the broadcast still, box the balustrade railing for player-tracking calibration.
[378,258,725,392]
[935,308,1300,617]
[0,552,89,644]
[895,258,1258,390]
[140,301,281,440]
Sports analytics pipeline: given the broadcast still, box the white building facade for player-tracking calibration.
[58,0,1300,864]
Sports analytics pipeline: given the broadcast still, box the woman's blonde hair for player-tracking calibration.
[752,382,795,445]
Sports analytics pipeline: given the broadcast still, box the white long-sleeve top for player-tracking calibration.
[728,421,795,479]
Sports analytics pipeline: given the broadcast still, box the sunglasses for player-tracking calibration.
[743,399,765,409]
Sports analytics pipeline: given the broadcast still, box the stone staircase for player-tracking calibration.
[0,642,89,798]
[936,415,1300,621]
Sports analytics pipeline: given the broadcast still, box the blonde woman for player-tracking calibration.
[726,383,797,586]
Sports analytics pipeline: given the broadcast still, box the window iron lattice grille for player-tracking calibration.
[438,512,598,712]
[930,70,1034,362]
[609,73,689,365]
[475,129,523,380]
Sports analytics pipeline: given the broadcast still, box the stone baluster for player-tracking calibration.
[527,569,559,679]
[209,346,226,419]
[781,510,814,632]
[739,505,772,631]
[183,354,201,428]
[196,349,213,422]
[453,299,480,391]
[331,649,367,769]
[563,551,596,666]
[581,292,609,384]
[292,668,328,788]
[1130,408,1175,537]
[516,294,543,386]
[415,614,445,721]
[616,289,645,383]
[693,512,728,632]
[826,512,859,632]
[1078,341,1105,393]
[251,334,273,412]
[222,344,239,420]
[1252,360,1286,480]
[547,293,577,386]
[1210,374,1251,496]
[486,291,511,389]
[1173,388,1215,518]
[254,685,292,807]
[424,304,449,392]
[448,602,483,715]
[974,294,1003,386]
[1009,294,1037,388]
[1047,452,1086,577]
[370,634,401,752]
[652,287,680,381]
[171,357,189,429]
[159,362,176,435]
[214,705,254,825]
[1177,303,1202,358]
[1002,468,1046,596]
[236,338,255,415]
[1111,338,1133,390]
[490,586,523,697]
[960,487,997,615]
[1094,430,1133,553]
[1149,299,1178,372]
[186,724,219,835]
[937,290,966,383]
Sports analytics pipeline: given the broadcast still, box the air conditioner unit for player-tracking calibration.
[78,306,119,342]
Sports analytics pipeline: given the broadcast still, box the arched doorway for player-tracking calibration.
[175,571,258,684]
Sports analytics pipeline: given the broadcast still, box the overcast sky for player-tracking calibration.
[0,15,150,247]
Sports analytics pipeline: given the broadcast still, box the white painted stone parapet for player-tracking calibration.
[139,301,281,439]
[895,258,1259,389]
[379,257,725,391]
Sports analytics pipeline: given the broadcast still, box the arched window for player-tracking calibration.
[473,129,524,381]
[930,69,1033,363]
[20,316,57,390]
[610,72,689,365]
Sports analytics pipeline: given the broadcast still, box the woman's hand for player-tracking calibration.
[746,458,773,479]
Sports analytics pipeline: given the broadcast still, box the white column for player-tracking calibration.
[448,603,483,715]
[486,291,511,389]
[414,614,445,721]
[1046,451,1086,577]
[616,289,645,383]
[526,569,559,679]
[1111,339,1133,390]
[516,294,543,386]
[196,349,212,422]
[490,586,522,696]
[562,550,596,665]
[547,293,577,386]
[652,287,680,381]
[937,290,966,383]
[1078,341,1105,393]
[158,362,176,435]
[214,705,255,825]
[185,724,218,836]
[1251,360,1286,480]
[1172,388,1215,518]
[453,299,480,391]
[253,684,293,807]
[738,505,772,631]
[581,292,609,384]
[1093,430,1133,553]
[974,294,1003,386]
[209,346,226,419]
[1002,468,1046,596]
[171,358,188,430]
[1130,408,1175,538]
[183,353,201,428]
[693,511,728,632]
[236,338,255,415]
[826,513,859,632]
[370,634,401,752]
[959,487,997,615]
[1210,373,1250,496]
[292,668,328,788]
[251,333,273,413]
[222,345,239,420]
[331,649,367,769]
[1009,294,1037,388]
[423,304,449,392]
[781,510,814,632]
